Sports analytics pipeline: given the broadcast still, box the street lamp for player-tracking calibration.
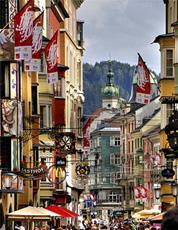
[153,183,161,200]
[171,182,178,197]
[2,173,15,189]
[1,171,24,193]
[165,110,178,151]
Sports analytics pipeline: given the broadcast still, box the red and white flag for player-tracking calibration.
[155,152,161,166]
[90,192,96,206]
[136,53,151,104]
[82,192,88,200]
[134,186,141,202]
[140,185,147,202]
[150,155,155,165]
[83,118,91,155]
[44,31,58,84]
[25,11,44,71]
[14,0,34,60]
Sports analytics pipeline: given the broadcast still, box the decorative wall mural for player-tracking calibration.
[2,100,23,137]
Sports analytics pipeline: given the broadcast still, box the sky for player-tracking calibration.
[77,0,165,75]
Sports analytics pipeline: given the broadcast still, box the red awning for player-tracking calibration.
[58,205,79,217]
[45,205,79,217]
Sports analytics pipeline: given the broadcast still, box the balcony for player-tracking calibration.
[97,199,122,206]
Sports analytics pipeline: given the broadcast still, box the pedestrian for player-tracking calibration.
[144,224,150,230]
[78,220,85,230]
[161,206,178,230]
[123,223,130,230]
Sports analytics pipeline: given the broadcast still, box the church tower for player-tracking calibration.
[101,61,120,109]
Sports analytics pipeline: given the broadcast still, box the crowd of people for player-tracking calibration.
[15,206,178,230]
[69,216,159,230]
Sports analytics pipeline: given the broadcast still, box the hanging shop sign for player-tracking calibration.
[22,164,48,180]
[75,162,90,179]
[47,165,66,184]
[55,132,76,154]
[56,157,66,167]
[161,168,175,178]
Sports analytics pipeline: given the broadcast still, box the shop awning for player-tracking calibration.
[45,204,79,217]
[8,206,60,220]
[150,212,165,221]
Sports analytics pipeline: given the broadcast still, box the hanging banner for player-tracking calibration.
[90,192,96,206]
[136,53,151,104]
[82,192,88,200]
[150,155,155,165]
[134,186,140,203]
[83,118,91,155]
[14,0,34,61]
[25,11,44,71]
[155,152,161,166]
[140,185,147,202]
[44,31,58,84]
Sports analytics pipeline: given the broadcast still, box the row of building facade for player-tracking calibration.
[0,0,85,229]
[85,0,178,220]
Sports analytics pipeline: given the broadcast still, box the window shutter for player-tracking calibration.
[110,137,114,146]
[110,173,113,184]
[110,153,114,165]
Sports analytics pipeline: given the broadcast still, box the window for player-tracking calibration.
[123,141,125,154]
[69,7,72,36]
[97,137,101,147]
[70,50,73,84]
[110,172,120,184]
[77,107,82,136]
[40,105,52,128]
[77,61,81,90]
[109,192,117,202]
[90,140,93,150]
[170,7,172,25]
[137,178,143,187]
[166,50,173,77]
[40,157,52,181]
[94,139,97,148]
[33,147,39,167]
[167,104,173,124]
[132,140,134,153]
[70,99,74,128]
[110,136,120,146]
[0,0,8,28]
[32,86,37,114]
[65,0,68,31]
[97,173,101,184]
[74,56,76,85]
[73,15,76,41]
[128,140,130,153]
[144,163,150,171]
[123,124,125,134]
[110,153,120,165]
[54,78,64,98]
[128,123,130,133]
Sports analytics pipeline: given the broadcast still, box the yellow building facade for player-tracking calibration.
[155,0,178,209]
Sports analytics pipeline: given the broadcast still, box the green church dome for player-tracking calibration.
[102,86,119,96]
[102,61,119,97]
